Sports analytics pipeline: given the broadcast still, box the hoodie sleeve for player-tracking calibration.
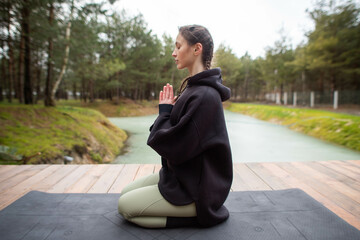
[147,93,206,165]
[147,87,225,165]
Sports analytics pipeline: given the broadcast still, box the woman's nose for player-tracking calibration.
[172,49,176,57]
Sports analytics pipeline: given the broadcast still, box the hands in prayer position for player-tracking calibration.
[159,83,175,105]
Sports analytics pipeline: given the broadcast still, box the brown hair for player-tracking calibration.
[176,25,214,99]
[179,25,214,70]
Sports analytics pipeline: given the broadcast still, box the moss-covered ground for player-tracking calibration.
[0,103,127,164]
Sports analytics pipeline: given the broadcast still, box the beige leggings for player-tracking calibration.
[117,173,196,228]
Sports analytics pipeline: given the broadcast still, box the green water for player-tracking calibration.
[109,111,360,164]
[109,115,159,164]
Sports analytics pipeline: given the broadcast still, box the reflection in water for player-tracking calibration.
[109,111,360,164]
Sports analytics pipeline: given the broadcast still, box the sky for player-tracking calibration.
[106,0,317,58]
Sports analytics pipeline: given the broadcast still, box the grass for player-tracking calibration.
[227,103,360,152]
[0,103,127,164]
[57,98,158,117]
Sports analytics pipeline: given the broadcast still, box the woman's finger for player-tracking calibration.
[163,85,167,101]
[169,85,173,101]
[159,91,163,103]
[165,83,170,99]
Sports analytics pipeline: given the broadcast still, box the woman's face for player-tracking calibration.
[172,33,195,70]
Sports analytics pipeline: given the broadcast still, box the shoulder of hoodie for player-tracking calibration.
[180,85,222,119]
[187,84,222,104]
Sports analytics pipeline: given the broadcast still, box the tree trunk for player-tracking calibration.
[243,64,250,101]
[50,0,74,106]
[301,71,306,92]
[108,89,113,101]
[18,27,25,103]
[134,82,138,100]
[89,79,94,103]
[116,72,120,101]
[81,77,87,102]
[0,40,5,102]
[355,72,360,90]
[244,77,249,101]
[7,3,14,103]
[35,63,42,103]
[0,64,4,102]
[72,82,77,100]
[330,72,336,92]
[233,87,237,101]
[317,70,325,93]
[22,0,33,104]
[44,1,54,106]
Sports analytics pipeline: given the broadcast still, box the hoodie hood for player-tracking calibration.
[187,68,231,102]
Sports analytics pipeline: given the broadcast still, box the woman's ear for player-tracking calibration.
[194,43,203,56]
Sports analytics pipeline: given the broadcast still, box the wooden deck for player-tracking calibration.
[0,160,359,230]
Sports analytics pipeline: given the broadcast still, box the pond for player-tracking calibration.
[109,111,360,164]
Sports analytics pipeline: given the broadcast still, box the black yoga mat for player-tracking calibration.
[0,189,359,240]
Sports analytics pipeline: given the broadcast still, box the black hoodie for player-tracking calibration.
[147,68,233,227]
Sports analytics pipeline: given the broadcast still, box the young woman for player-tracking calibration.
[118,25,233,228]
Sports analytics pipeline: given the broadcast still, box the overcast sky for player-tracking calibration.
[106,0,318,58]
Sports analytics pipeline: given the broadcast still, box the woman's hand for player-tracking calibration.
[159,83,175,105]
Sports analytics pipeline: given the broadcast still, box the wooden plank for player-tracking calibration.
[333,160,360,174]
[233,163,271,190]
[154,164,162,173]
[0,165,48,193]
[47,165,92,193]
[293,162,360,204]
[278,162,360,217]
[66,165,110,193]
[0,165,59,210]
[318,161,359,181]
[1,165,56,194]
[309,161,360,191]
[108,164,140,193]
[0,165,17,176]
[34,165,78,192]
[262,162,360,230]
[246,163,290,190]
[134,164,155,180]
[348,160,360,167]
[87,164,124,193]
[231,166,250,191]
[0,165,32,183]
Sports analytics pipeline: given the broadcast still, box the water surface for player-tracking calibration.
[109,111,360,163]
[109,115,158,164]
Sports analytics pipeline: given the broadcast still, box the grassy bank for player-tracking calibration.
[57,98,158,117]
[227,103,360,152]
[0,103,127,164]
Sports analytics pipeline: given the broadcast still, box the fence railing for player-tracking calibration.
[264,90,360,109]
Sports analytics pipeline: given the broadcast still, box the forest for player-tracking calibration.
[0,0,359,106]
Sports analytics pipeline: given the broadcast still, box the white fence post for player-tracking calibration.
[293,92,297,106]
[284,92,288,105]
[310,91,315,108]
[276,93,281,104]
[334,90,338,109]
